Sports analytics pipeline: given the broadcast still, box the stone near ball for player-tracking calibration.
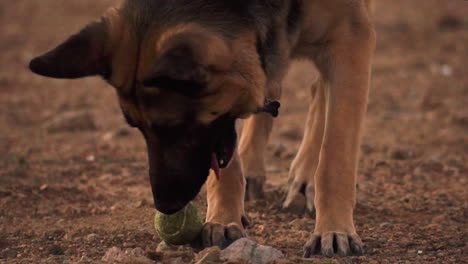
[154,202,204,245]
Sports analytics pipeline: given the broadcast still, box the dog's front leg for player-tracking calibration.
[203,153,246,248]
[303,25,376,257]
[238,113,274,200]
[284,79,326,214]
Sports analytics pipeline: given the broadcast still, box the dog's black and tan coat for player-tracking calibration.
[29,0,376,257]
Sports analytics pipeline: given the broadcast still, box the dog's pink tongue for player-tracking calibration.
[211,152,221,180]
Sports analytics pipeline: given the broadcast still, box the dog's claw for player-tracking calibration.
[321,233,335,257]
[283,181,315,215]
[226,225,244,243]
[255,99,281,117]
[336,233,352,257]
[283,181,302,208]
[349,234,364,256]
[302,234,320,258]
[245,178,265,201]
[202,222,245,249]
[303,232,364,258]
[241,215,251,228]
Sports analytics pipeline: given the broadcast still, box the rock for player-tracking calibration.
[44,229,66,241]
[156,241,177,253]
[0,248,19,258]
[288,218,308,229]
[110,202,124,212]
[86,233,98,242]
[145,251,164,262]
[44,111,96,133]
[431,214,448,224]
[452,113,468,128]
[102,132,115,142]
[169,257,188,264]
[440,64,453,77]
[391,149,413,160]
[101,128,132,142]
[102,247,150,263]
[48,244,64,255]
[221,238,284,264]
[122,257,154,264]
[379,222,393,229]
[256,225,266,235]
[125,247,146,258]
[195,247,222,264]
[133,199,147,208]
[103,247,126,262]
[86,154,96,162]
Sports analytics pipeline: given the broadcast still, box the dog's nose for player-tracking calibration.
[151,181,194,215]
[154,199,187,215]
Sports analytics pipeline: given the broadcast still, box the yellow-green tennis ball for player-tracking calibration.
[154,203,204,245]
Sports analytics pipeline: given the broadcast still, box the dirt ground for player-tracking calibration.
[0,0,467,263]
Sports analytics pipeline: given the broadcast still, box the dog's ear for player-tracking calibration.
[143,43,209,97]
[29,21,110,79]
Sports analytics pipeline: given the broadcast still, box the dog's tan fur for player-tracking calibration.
[30,0,375,257]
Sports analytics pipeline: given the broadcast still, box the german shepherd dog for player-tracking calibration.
[29,0,375,257]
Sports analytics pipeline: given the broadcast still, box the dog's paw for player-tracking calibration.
[202,222,245,249]
[283,181,315,215]
[303,232,364,258]
[245,178,265,201]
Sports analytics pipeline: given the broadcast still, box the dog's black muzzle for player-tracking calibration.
[144,115,237,215]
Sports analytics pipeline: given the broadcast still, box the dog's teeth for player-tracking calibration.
[220,159,224,165]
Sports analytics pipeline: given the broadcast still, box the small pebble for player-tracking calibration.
[86,234,98,242]
[157,241,177,253]
[146,251,164,262]
[380,222,393,228]
[48,245,64,255]
[221,238,284,264]
[43,111,96,133]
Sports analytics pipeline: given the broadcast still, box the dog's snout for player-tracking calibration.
[145,132,212,216]
[154,199,187,215]
[150,173,203,215]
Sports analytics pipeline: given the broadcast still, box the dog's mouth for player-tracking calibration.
[210,115,237,179]
[210,138,235,180]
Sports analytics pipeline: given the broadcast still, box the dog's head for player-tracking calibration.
[29,6,276,214]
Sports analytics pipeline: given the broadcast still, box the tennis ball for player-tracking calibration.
[154,202,204,245]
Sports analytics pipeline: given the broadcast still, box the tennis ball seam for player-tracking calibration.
[157,206,188,238]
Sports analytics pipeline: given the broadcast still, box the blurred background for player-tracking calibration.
[0,0,466,263]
